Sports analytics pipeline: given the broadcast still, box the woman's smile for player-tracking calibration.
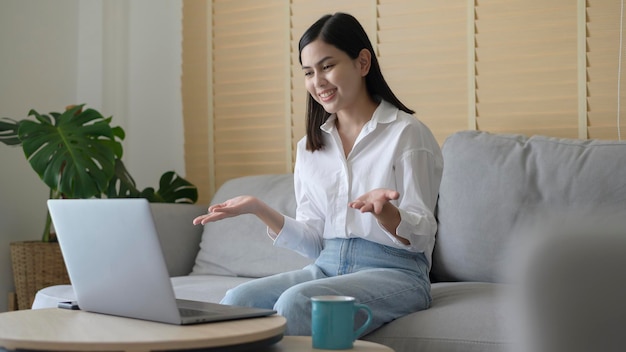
[318,88,337,102]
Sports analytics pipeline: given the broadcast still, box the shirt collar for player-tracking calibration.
[320,99,398,133]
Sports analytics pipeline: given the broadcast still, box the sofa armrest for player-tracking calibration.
[150,203,207,277]
[511,213,626,352]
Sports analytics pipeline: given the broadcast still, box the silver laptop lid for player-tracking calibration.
[48,198,182,324]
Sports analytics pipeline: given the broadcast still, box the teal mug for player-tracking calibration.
[311,295,373,350]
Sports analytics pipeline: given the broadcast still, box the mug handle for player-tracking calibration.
[352,303,373,340]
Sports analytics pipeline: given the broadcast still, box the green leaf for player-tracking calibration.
[28,109,53,125]
[105,159,142,198]
[18,107,125,199]
[153,171,198,204]
[0,118,22,146]
[140,187,158,202]
[106,162,198,204]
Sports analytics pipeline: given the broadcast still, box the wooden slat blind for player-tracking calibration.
[182,0,212,204]
[587,0,626,140]
[212,0,290,188]
[182,0,626,201]
[475,0,580,138]
[377,0,470,144]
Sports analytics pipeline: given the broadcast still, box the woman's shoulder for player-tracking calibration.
[387,110,441,156]
[297,135,307,147]
[393,109,435,138]
[380,100,427,129]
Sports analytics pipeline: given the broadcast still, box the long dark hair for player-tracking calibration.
[298,12,414,152]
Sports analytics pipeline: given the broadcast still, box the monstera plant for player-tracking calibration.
[1,104,199,310]
[0,104,198,241]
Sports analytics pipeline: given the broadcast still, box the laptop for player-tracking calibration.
[47,198,277,325]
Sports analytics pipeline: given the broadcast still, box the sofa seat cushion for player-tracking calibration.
[171,275,254,303]
[31,276,256,310]
[363,282,512,352]
[32,284,77,309]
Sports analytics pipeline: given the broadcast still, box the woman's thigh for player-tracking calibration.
[276,267,431,336]
[220,264,327,309]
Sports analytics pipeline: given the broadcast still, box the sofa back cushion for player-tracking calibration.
[192,174,313,278]
[151,203,206,277]
[431,131,626,283]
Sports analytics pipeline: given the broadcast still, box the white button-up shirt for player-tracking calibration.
[273,100,443,266]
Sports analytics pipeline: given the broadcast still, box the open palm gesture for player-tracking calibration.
[193,196,257,225]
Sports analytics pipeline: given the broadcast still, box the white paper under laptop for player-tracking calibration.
[48,198,276,325]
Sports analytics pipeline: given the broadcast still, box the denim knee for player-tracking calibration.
[220,286,249,306]
[221,284,275,309]
[274,286,314,335]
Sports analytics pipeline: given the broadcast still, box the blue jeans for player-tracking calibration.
[220,238,432,336]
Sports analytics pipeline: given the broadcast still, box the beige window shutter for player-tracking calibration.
[211,0,290,189]
[182,0,213,204]
[378,0,471,145]
[587,0,626,140]
[182,0,626,201]
[475,0,580,138]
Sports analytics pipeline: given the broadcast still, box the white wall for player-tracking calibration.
[127,0,184,188]
[0,0,184,312]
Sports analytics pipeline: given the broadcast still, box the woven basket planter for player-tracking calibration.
[10,241,70,310]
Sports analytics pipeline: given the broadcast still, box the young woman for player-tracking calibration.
[193,12,443,336]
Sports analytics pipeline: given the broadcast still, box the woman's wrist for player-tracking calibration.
[377,204,408,245]
[253,198,285,234]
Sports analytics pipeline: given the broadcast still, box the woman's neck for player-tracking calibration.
[335,95,378,130]
[335,95,379,157]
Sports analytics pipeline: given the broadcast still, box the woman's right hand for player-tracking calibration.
[192,196,259,225]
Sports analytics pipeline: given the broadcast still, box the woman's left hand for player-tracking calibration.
[349,188,407,244]
[348,188,399,214]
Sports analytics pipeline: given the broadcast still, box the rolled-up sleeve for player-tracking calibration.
[380,147,443,256]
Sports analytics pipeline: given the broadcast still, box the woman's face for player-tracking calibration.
[300,39,368,115]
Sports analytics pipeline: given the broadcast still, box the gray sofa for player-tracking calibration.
[33,131,626,352]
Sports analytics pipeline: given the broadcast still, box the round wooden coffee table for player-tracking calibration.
[266,336,394,351]
[0,308,285,351]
